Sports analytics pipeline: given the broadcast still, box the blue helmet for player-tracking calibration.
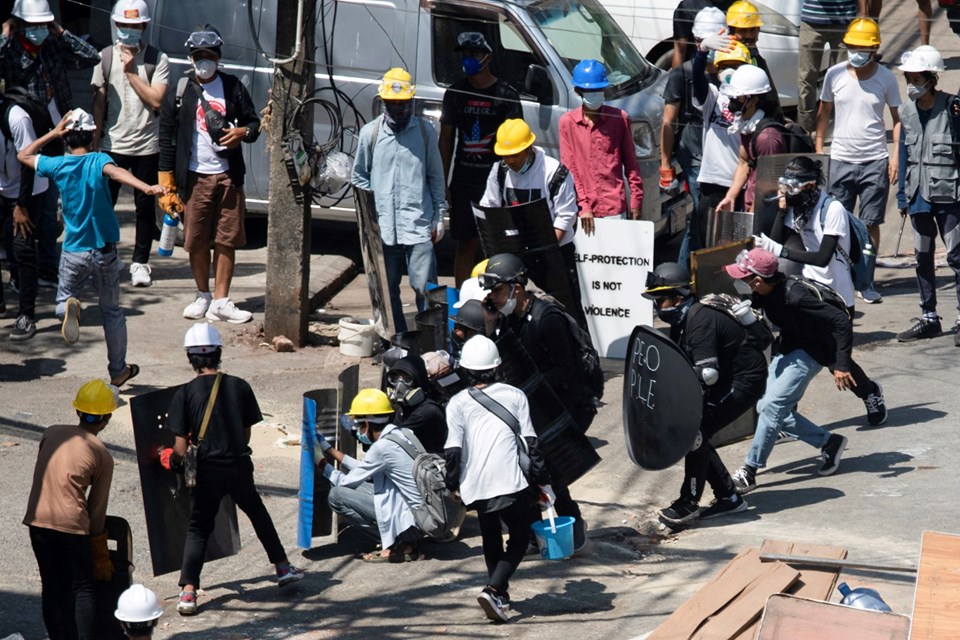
[572,59,609,90]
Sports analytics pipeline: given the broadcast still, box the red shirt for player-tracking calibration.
[743,125,786,211]
[559,105,644,218]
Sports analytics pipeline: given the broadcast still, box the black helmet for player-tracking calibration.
[451,299,487,333]
[479,253,528,289]
[642,262,691,300]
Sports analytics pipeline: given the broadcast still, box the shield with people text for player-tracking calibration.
[623,325,703,470]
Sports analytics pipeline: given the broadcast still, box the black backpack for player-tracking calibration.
[785,275,851,321]
[0,86,62,156]
[530,297,605,401]
[496,161,570,205]
[696,293,774,352]
[748,118,814,168]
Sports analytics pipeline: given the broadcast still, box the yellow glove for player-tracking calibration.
[158,170,184,215]
[90,532,113,581]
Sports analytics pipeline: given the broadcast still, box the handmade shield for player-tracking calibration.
[298,389,339,549]
[623,326,703,470]
[354,187,393,340]
[130,387,241,576]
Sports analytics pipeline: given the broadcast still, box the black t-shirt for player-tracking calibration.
[663,60,705,168]
[440,77,522,189]
[673,0,735,61]
[398,400,448,455]
[678,303,767,395]
[166,373,263,462]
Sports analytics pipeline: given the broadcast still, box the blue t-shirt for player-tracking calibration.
[36,152,118,253]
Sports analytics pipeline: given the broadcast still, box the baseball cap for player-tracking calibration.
[724,248,779,279]
[65,108,97,131]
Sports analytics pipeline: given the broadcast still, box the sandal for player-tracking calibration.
[361,550,392,563]
[111,363,140,387]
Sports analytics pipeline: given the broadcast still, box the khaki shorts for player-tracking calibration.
[183,171,246,251]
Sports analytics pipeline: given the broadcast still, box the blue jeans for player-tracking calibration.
[677,163,702,269]
[383,241,437,333]
[746,350,831,469]
[55,246,128,379]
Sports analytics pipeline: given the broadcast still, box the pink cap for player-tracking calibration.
[724,247,779,279]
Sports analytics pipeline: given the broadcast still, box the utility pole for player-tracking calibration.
[265,0,316,345]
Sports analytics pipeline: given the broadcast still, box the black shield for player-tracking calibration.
[622,326,704,471]
[354,186,393,340]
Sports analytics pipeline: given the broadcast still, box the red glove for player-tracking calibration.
[159,447,174,470]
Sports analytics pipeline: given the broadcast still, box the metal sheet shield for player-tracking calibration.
[298,389,339,549]
[622,326,703,471]
[354,186,393,340]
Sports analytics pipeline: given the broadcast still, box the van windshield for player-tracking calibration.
[526,0,656,98]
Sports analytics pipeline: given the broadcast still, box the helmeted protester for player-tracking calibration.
[387,353,447,454]
[725,0,783,120]
[114,584,163,639]
[671,0,734,67]
[643,262,766,527]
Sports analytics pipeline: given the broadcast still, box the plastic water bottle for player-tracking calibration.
[837,582,893,612]
[157,214,178,257]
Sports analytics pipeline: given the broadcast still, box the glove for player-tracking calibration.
[90,533,113,581]
[753,233,784,257]
[699,32,733,53]
[659,167,679,194]
[316,432,333,453]
[432,218,445,243]
[159,447,175,470]
[730,299,756,326]
[158,171,184,215]
[538,484,557,508]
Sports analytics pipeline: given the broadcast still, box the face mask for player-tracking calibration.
[785,188,819,211]
[907,82,929,101]
[515,154,533,175]
[193,58,217,80]
[116,26,142,47]
[848,51,872,68]
[727,98,746,114]
[24,25,48,46]
[500,286,518,315]
[383,101,413,133]
[357,430,373,446]
[581,91,604,110]
[656,297,692,326]
[461,55,487,76]
[733,279,754,296]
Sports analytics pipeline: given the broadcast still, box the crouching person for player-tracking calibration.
[318,388,424,562]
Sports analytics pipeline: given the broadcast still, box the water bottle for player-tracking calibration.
[157,214,178,257]
[837,582,892,612]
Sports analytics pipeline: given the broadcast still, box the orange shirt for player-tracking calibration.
[23,424,114,536]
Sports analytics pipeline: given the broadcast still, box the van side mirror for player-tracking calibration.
[524,64,553,104]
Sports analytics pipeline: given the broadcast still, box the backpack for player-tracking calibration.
[697,293,774,352]
[384,428,466,542]
[748,118,815,168]
[785,275,852,321]
[818,195,873,291]
[0,86,61,156]
[530,297,605,401]
[496,161,569,205]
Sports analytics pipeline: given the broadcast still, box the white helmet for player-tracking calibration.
[112,0,151,24]
[184,322,223,353]
[692,7,727,40]
[458,335,501,371]
[721,64,771,97]
[115,584,163,623]
[899,45,945,73]
[13,0,54,23]
[453,278,485,309]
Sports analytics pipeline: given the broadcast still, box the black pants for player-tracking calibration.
[681,386,762,502]
[107,152,159,264]
[551,480,582,521]
[911,211,960,316]
[829,358,876,401]
[477,494,538,594]
[29,526,96,640]
[693,182,741,252]
[5,193,44,318]
[179,457,287,588]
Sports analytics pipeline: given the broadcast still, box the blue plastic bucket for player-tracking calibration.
[531,516,576,560]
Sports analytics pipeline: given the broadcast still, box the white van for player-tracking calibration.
[132,0,690,238]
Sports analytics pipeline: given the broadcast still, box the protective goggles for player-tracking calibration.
[734,248,771,277]
[778,176,817,196]
[185,31,223,48]
[386,370,414,387]
[643,270,688,295]
[478,272,511,290]
[456,31,492,52]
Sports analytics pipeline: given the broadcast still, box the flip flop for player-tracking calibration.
[111,363,140,387]
[360,550,392,563]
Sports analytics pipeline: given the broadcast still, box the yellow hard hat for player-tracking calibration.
[470,259,490,279]
[378,67,415,100]
[713,41,752,67]
[726,0,763,28]
[844,17,880,47]
[494,119,536,156]
[347,388,394,417]
[73,379,118,415]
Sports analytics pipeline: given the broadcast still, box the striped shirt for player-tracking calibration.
[802,0,859,25]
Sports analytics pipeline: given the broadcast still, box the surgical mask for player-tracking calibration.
[907,82,930,100]
[500,286,518,315]
[581,91,604,110]
[24,25,48,46]
[848,51,872,68]
[383,101,413,133]
[193,58,217,80]
[116,27,142,47]
[515,155,533,175]
[733,278,754,296]
[461,54,487,76]
[357,430,373,446]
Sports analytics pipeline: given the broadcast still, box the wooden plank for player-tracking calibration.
[760,540,848,600]
[692,561,799,640]
[759,554,916,575]
[648,549,772,640]
[910,530,960,640]
[758,594,910,640]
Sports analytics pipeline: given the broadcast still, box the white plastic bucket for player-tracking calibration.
[337,317,376,357]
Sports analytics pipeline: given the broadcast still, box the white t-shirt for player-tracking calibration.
[0,105,48,198]
[785,191,855,306]
[820,62,901,163]
[693,84,740,187]
[188,75,230,174]
[444,383,536,505]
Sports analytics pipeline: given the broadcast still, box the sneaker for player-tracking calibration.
[863,382,887,426]
[183,291,213,319]
[206,297,252,324]
[897,317,941,342]
[8,279,18,295]
[573,518,588,552]
[775,431,798,444]
[10,314,36,341]
[62,297,80,344]
[277,564,305,588]
[700,494,749,520]
[731,466,758,495]
[177,590,198,616]
[818,434,848,476]
[658,498,701,526]
[477,587,509,623]
[130,262,152,287]
[858,287,882,304]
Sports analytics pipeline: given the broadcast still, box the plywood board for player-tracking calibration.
[760,540,848,600]
[910,530,960,640]
[758,594,910,640]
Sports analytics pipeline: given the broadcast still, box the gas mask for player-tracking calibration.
[116,26,142,47]
[848,51,872,68]
[581,91,604,110]
[461,54,488,77]
[193,58,218,81]
[24,25,48,46]
[386,373,425,407]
